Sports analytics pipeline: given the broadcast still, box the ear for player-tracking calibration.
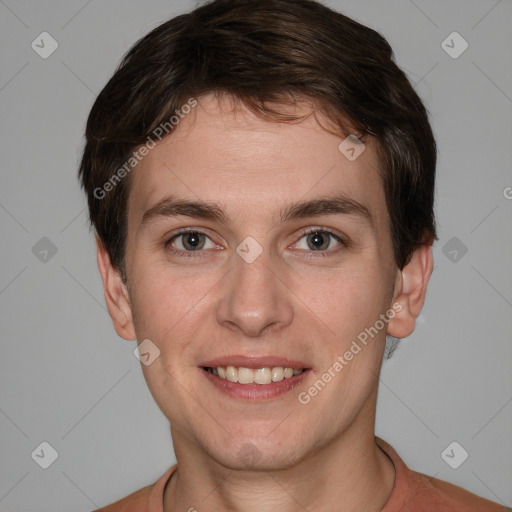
[96,235,136,341]
[387,244,433,339]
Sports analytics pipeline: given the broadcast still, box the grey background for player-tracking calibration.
[1,0,511,510]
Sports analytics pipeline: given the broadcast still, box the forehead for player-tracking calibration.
[127,93,387,229]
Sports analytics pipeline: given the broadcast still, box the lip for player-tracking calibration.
[199,355,311,370]
[201,366,311,401]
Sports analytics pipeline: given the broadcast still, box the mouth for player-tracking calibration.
[203,365,306,385]
[199,358,311,401]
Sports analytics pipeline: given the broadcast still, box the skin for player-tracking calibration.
[97,92,433,512]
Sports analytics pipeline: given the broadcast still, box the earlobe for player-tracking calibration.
[96,236,136,341]
[387,244,433,339]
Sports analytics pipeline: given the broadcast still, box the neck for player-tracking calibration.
[164,397,395,512]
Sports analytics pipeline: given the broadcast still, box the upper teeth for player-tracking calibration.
[207,366,304,385]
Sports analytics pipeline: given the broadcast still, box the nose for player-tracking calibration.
[215,247,294,337]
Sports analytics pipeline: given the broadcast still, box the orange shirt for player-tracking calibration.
[95,437,510,511]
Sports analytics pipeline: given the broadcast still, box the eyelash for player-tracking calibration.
[298,227,347,259]
[164,227,347,259]
[165,228,213,259]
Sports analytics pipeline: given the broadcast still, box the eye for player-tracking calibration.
[166,230,218,254]
[294,229,345,252]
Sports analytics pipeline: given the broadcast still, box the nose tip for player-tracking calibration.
[215,250,294,337]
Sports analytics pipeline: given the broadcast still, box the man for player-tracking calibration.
[78,0,509,510]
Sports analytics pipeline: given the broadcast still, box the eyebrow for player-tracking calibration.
[140,193,373,228]
[280,194,373,226]
[141,197,227,226]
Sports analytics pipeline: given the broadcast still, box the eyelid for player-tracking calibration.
[165,228,221,256]
[292,226,348,247]
[167,227,211,239]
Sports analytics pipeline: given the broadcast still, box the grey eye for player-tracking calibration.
[172,232,214,251]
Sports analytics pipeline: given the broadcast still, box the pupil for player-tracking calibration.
[308,232,328,250]
[184,233,203,250]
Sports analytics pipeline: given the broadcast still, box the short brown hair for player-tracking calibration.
[78,0,437,276]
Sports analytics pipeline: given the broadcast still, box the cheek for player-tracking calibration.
[127,261,182,336]
[292,258,388,337]
[127,259,219,348]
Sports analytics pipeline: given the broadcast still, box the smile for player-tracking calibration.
[204,366,305,385]
[201,365,311,401]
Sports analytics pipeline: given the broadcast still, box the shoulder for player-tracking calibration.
[376,437,509,512]
[91,465,176,512]
[422,473,509,512]
[91,486,152,512]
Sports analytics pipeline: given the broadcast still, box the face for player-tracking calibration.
[100,93,424,470]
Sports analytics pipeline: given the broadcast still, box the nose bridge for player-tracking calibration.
[216,244,293,336]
